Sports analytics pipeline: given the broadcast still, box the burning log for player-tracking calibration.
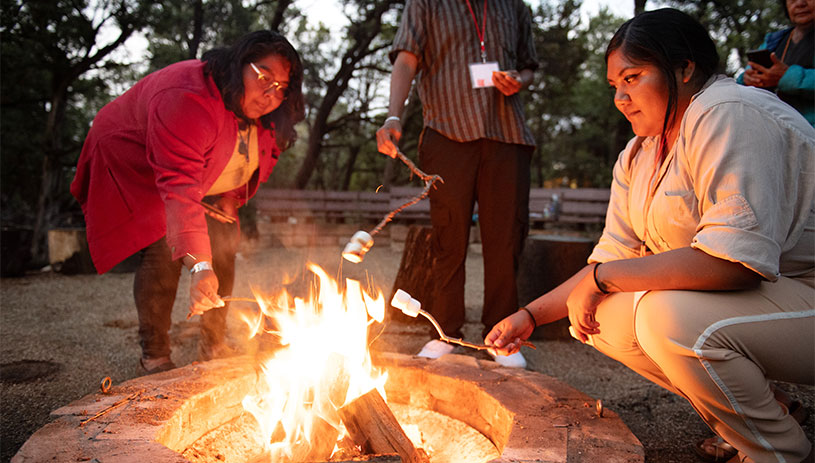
[338,389,429,463]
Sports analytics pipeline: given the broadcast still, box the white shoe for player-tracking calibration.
[489,350,527,369]
[416,340,455,359]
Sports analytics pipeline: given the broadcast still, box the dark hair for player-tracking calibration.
[202,30,305,151]
[780,0,790,20]
[605,8,719,158]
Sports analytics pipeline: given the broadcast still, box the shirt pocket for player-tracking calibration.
[650,189,699,248]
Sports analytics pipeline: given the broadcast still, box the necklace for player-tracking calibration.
[238,124,251,162]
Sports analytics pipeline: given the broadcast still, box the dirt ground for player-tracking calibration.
[1,241,812,462]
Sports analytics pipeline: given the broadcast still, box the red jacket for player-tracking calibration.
[71,60,281,274]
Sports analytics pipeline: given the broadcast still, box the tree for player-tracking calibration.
[1,0,159,263]
[663,0,786,74]
[292,0,402,189]
[144,0,296,70]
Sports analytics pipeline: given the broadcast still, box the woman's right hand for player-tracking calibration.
[484,311,535,356]
[188,267,225,317]
[376,119,402,158]
[565,264,608,343]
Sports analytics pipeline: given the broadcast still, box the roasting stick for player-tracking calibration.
[391,289,536,351]
[79,389,144,427]
[200,201,236,223]
[342,149,444,263]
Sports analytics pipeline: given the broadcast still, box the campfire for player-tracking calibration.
[233,263,430,462]
[12,262,644,463]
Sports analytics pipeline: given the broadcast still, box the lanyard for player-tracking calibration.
[465,0,488,63]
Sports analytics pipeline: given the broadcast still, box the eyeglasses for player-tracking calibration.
[249,62,288,99]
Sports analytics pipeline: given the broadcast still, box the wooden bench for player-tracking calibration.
[253,187,610,228]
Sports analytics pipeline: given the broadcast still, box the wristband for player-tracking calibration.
[190,261,213,274]
[384,116,401,123]
[593,262,610,294]
[519,306,537,328]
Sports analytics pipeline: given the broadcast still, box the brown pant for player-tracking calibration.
[134,214,239,359]
[419,128,532,339]
[592,275,815,463]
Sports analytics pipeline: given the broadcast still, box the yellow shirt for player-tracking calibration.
[207,125,259,196]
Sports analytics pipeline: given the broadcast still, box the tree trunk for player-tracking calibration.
[634,0,647,15]
[188,0,204,58]
[389,226,435,324]
[293,0,400,188]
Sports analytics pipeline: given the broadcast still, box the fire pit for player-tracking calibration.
[12,352,643,462]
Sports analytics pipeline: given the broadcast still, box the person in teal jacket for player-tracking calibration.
[737,0,814,126]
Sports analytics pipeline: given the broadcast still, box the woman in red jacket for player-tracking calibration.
[71,30,305,373]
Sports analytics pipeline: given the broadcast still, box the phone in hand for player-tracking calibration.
[746,49,773,68]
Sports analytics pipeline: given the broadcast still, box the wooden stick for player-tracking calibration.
[200,201,236,223]
[338,389,428,463]
[79,390,142,427]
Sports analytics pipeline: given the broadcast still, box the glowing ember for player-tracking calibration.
[238,263,387,462]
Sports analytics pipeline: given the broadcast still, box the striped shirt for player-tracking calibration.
[390,0,538,146]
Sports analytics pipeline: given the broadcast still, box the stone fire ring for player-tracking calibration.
[13,352,644,463]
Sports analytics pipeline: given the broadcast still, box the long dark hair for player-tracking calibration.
[202,30,305,151]
[605,8,719,159]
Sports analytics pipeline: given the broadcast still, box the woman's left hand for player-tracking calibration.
[492,70,523,96]
[565,265,608,343]
[745,53,789,88]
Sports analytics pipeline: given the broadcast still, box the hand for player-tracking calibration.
[745,53,788,88]
[565,266,607,343]
[492,70,522,96]
[203,197,239,224]
[188,268,225,317]
[484,311,534,356]
[376,119,402,158]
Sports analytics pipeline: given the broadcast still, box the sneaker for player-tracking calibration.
[489,350,527,369]
[416,340,455,359]
[140,356,176,374]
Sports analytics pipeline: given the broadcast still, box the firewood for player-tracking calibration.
[330,455,402,462]
[338,389,429,463]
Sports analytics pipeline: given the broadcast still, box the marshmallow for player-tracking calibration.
[342,231,374,263]
[391,289,420,317]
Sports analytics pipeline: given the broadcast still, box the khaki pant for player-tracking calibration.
[592,275,814,463]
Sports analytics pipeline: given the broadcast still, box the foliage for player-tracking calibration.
[1,0,158,262]
[0,0,790,267]
[660,0,786,74]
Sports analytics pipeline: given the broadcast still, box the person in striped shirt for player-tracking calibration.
[376,0,538,369]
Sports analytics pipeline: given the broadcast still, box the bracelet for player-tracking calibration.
[593,262,610,294]
[190,261,213,274]
[519,306,537,328]
[384,116,401,123]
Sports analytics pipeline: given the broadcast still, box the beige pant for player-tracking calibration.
[592,275,815,463]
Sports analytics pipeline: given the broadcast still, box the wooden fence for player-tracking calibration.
[253,187,610,228]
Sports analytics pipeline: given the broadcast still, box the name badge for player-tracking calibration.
[469,61,499,88]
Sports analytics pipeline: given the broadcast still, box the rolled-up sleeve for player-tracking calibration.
[683,100,795,280]
[389,0,426,65]
[515,1,539,72]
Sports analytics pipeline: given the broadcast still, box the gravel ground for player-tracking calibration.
[1,241,812,462]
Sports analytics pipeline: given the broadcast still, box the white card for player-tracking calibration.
[469,61,499,88]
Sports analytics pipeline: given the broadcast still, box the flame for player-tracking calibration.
[239,263,387,461]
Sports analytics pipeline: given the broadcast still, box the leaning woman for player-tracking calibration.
[486,9,814,463]
[71,31,305,374]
